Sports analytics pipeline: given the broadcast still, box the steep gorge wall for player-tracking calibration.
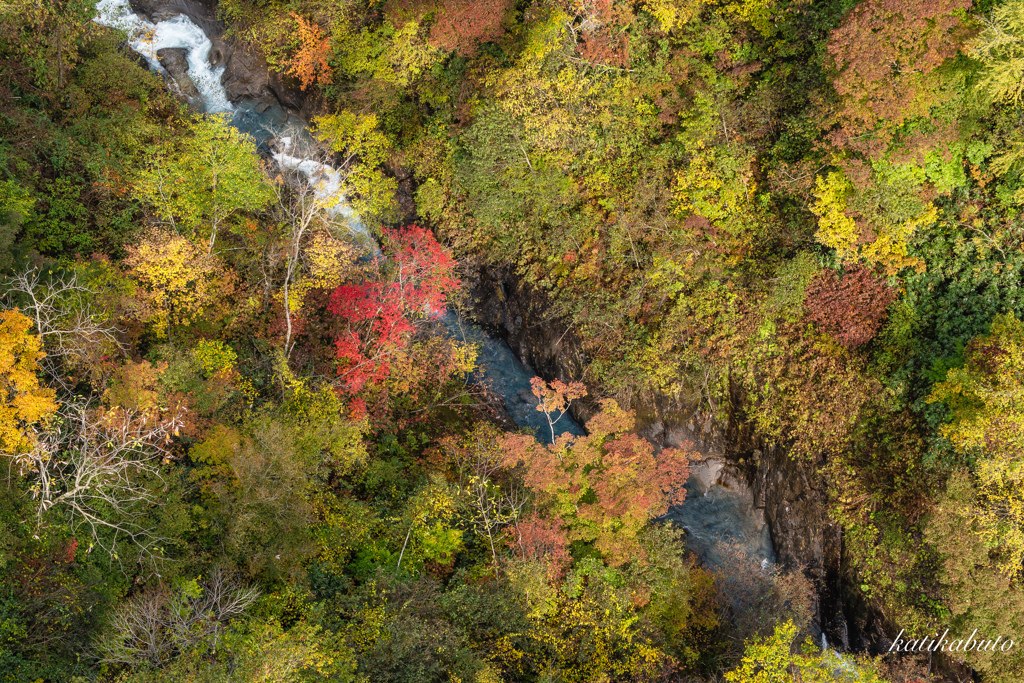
[127,0,313,114]
[117,0,898,660]
[471,264,868,649]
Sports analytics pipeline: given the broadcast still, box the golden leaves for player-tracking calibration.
[0,308,57,454]
[124,229,236,338]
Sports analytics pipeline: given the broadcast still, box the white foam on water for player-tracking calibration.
[273,141,374,245]
[94,0,232,113]
[94,0,373,244]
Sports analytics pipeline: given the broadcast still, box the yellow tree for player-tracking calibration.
[313,111,397,219]
[809,170,932,275]
[929,312,1024,576]
[0,308,57,454]
[124,228,235,338]
[725,620,884,682]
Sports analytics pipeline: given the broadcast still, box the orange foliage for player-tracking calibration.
[503,394,693,566]
[287,12,333,91]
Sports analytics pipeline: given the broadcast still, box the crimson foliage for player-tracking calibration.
[328,226,459,393]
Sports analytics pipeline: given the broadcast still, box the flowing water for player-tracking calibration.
[94,0,773,564]
[440,312,584,442]
[662,458,775,569]
[95,0,233,113]
[93,0,582,443]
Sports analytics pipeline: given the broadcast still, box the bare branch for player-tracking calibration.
[3,268,123,388]
[265,133,366,358]
[7,399,185,569]
[97,568,260,666]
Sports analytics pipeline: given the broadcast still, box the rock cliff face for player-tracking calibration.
[128,0,311,114]
[751,445,849,645]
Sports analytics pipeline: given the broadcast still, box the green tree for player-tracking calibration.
[133,115,273,252]
[313,111,397,219]
[0,0,96,93]
[725,619,884,682]
[928,312,1024,576]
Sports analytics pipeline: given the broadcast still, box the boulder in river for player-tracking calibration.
[156,47,200,100]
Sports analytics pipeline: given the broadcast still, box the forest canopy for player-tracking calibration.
[1,0,1024,681]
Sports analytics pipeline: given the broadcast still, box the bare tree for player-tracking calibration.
[264,129,377,358]
[448,425,530,567]
[270,159,332,359]
[465,474,529,568]
[3,267,122,387]
[98,568,260,667]
[7,400,185,567]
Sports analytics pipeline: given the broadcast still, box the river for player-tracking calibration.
[93,0,775,572]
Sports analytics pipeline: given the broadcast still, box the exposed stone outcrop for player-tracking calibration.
[472,264,734,451]
[470,264,849,645]
[128,0,309,114]
[156,47,200,99]
[751,445,846,644]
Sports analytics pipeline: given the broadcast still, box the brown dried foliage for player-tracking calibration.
[804,265,897,348]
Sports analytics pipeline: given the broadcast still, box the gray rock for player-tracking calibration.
[156,47,200,99]
[128,0,304,113]
[208,40,227,68]
[515,388,538,405]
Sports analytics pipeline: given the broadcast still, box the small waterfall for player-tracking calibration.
[270,138,375,249]
[94,0,232,113]
[95,0,374,247]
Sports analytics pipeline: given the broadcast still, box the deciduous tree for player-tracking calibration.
[928,312,1024,577]
[826,0,971,153]
[440,423,529,566]
[8,400,184,565]
[0,308,57,455]
[426,0,512,57]
[804,265,896,348]
[503,390,692,566]
[133,115,273,252]
[4,268,121,388]
[124,228,236,338]
[328,226,458,394]
[287,12,333,90]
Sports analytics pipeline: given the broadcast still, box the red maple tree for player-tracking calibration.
[328,226,459,393]
[427,0,512,57]
[508,512,571,578]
